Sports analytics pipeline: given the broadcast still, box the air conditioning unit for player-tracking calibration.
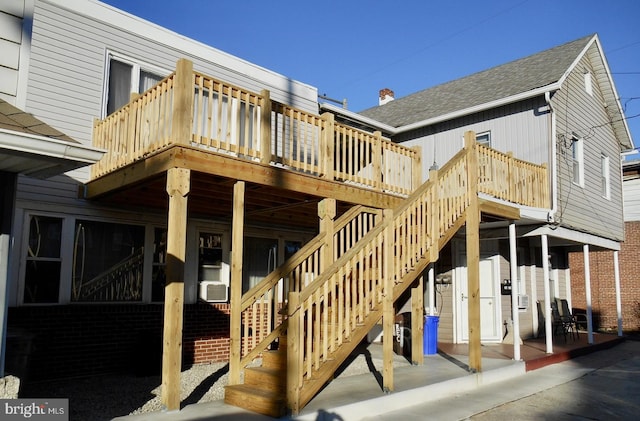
[199,262,229,303]
[199,281,228,303]
[517,294,530,309]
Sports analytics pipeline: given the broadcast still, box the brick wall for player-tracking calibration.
[569,221,640,331]
[6,303,232,381]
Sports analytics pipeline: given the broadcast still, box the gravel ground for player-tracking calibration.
[20,343,411,421]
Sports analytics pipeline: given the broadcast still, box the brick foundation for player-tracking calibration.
[6,303,231,381]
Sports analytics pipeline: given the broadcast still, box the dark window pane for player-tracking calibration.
[24,260,61,303]
[107,60,132,115]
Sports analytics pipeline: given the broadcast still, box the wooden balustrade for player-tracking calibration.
[91,60,420,195]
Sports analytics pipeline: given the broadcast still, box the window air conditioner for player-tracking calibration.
[199,281,228,303]
[517,294,529,309]
[199,262,230,303]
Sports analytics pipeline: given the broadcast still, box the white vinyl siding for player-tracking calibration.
[553,53,624,241]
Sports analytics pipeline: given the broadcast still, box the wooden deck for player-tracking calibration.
[438,332,625,372]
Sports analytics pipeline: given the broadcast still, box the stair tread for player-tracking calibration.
[225,384,284,401]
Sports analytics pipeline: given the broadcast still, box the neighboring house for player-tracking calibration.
[569,159,640,332]
[349,33,634,346]
[0,0,633,417]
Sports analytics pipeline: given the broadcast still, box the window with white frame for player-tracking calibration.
[24,215,63,303]
[572,137,584,187]
[475,131,491,147]
[104,53,167,116]
[601,153,611,199]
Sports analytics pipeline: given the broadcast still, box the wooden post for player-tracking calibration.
[583,244,594,344]
[464,131,482,373]
[260,89,272,165]
[373,131,383,191]
[382,209,394,392]
[318,199,336,270]
[412,145,422,191]
[229,181,245,385]
[161,167,190,410]
[506,152,514,201]
[321,112,335,180]
[613,251,623,337]
[287,291,301,414]
[411,275,424,365]
[172,59,194,145]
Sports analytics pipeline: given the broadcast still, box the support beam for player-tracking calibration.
[464,131,481,372]
[161,167,190,410]
[229,181,246,385]
[614,250,623,336]
[382,209,394,392]
[508,223,521,361]
[259,90,272,165]
[583,244,594,344]
[411,276,424,365]
[542,234,553,354]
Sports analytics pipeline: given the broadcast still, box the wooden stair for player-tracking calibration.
[224,337,288,417]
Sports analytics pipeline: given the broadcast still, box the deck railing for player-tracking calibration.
[92,59,420,196]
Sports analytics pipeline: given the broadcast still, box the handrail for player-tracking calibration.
[232,205,382,374]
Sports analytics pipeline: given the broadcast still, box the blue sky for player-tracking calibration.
[102,0,640,152]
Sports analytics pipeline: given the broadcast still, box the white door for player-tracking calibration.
[458,256,502,343]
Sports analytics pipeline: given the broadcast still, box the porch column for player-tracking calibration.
[614,250,623,336]
[464,131,481,372]
[382,209,394,392]
[508,223,521,361]
[229,181,246,385]
[162,167,190,410]
[583,244,594,344]
[427,265,435,316]
[541,234,553,354]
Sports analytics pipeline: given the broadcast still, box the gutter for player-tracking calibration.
[0,129,106,163]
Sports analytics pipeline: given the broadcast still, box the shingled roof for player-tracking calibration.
[359,35,595,127]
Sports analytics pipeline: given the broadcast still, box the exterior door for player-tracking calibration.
[457,256,502,343]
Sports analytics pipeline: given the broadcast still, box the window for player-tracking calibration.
[104,53,166,116]
[475,131,491,147]
[572,137,584,187]
[601,153,610,199]
[24,215,63,303]
[584,71,593,96]
[71,220,145,302]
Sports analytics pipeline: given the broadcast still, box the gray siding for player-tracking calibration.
[396,98,550,184]
[553,53,625,241]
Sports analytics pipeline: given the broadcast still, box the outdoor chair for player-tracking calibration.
[550,299,575,342]
[557,299,579,340]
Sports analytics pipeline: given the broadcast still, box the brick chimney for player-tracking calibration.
[379,88,394,106]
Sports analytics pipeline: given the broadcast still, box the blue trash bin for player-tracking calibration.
[423,315,439,355]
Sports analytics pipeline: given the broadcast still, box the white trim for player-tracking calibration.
[15,0,35,109]
[522,225,621,251]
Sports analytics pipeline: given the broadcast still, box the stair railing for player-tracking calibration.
[229,205,382,382]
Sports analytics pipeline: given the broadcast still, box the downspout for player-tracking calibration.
[544,91,558,222]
